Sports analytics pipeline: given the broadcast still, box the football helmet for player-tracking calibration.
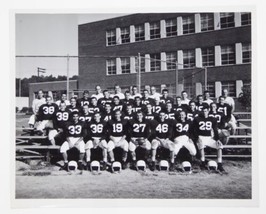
[181,161,192,173]
[112,161,122,173]
[207,160,218,171]
[90,160,100,172]
[136,160,146,171]
[68,161,78,171]
[159,160,169,171]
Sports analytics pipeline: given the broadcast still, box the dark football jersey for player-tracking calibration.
[98,97,113,106]
[217,103,232,122]
[87,120,107,139]
[37,103,59,121]
[141,98,155,106]
[152,103,166,114]
[196,102,209,112]
[172,119,193,138]
[173,104,189,112]
[65,121,86,138]
[186,109,200,122]
[124,112,135,121]
[193,116,219,140]
[107,119,128,137]
[209,111,227,129]
[165,110,178,120]
[128,119,150,138]
[112,102,125,112]
[54,109,71,129]
[122,98,134,106]
[66,106,79,113]
[160,96,174,104]
[145,112,158,121]
[132,103,146,113]
[79,113,93,123]
[152,119,173,139]
[77,98,90,108]
[102,111,113,122]
[87,104,101,114]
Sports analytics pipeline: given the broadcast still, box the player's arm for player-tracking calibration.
[212,119,219,141]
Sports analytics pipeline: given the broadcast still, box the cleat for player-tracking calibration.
[200,161,207,171]
[86,162,91,171]
[102,162,107,171]
[169,163,175,171]
[131,161,137,170]
[78,161,84,170]
[217,163,227,174]
[122,161,127,170]
[150,161,156,171]
[60,163,69,172]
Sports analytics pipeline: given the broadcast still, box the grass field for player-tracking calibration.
[15,114,252,199]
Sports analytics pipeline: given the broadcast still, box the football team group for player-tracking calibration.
[28,84,236,174]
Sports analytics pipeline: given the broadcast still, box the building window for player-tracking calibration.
[241,12,251,25]
[221,45,235,65]
[121,27,130,44]
[222,81,236,97]
[121,57,130,74]
[183,16,195,34]
[135,24,145,42]
[135,55,145,72]
[106,59,116,75]
[150,53,161,71]
[200,13,214,32]
[150,22,160,39]
[220,13,235,29]
[166,19,177,37]
[106,30,116,46]
[183,50,195,68]
[202,47,215,67]
[202,82,215,98]
[242,43,251,63]
[166,52,177,70]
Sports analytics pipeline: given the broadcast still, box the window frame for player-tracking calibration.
[166,52,177,70]
[106,59,117,75]
[120,27,130,44]
[120,57,131,74]
[220,13,235,29]
[242,43,251,63]
[135,24,145,42]
[202,47,215,67]
[166,19,177,37]
[241,12,251,26]
[183,49,196,68]
[150,22,161,40]
[106,29,116,46]
[183,16,195,34]
[200,13,214,32]
[150,53,161,71]
[221,45,236,65]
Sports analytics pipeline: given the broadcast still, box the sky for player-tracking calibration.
[15,13,127,78]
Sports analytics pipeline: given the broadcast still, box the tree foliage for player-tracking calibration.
[16,75,78,97]
[238,84,251,111]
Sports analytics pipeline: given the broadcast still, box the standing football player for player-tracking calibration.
[98,89,113,107]
[131,85,142,99]
[160,89,174,104]
[91,85,104,101]
[60,111,86,171]
[110,84,125,100]
[196,95,209,111]
[193,107,226,173]
[149,86,161,100]
[55,93,70,107]
[203,90,213,105]
[141,89,155,106]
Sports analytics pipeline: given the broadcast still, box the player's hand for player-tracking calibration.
[216,140,222,147]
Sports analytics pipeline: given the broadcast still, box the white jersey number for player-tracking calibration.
[68,125,82,135]
[90,124,103,133]
[155,124,168,133]
[112,123,123,132]
[176,123,189,132]
[133,124,146,133]
[43,106,55,114]
[56,112,69,121]
[199,121,212,130]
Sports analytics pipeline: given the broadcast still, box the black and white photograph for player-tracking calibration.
[14,10,254,203]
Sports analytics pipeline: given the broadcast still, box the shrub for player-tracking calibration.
[238,85,251,111]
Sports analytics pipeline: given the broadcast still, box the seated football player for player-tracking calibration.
[112,96,125,112]
[217,96,236,135]
[196,94,209,112]
[55,93,70,107]
[124,104,135,121]
[141,89,155,106]
[132,96,146,113]
[102,103,113,122]
[66,97,80,113]
[77,90,90,109]
[174,96,189,113]
[128,111,151,168]
[60,111,86,171]
[79,104,93,123]
[85,112,108,170]
[181,90,191,105]
[36,96,59,135]
[165,102,178,120]
[145,103,158,121]
[150,111,175,171]
[107,110,129,169]
[28,89,46,128]
[209,102,230,145]
[186,101,200,122]
[123,90,134,106]
[203,90,213,105]
[193,107,226,173]
[98,89,113,107]
[49,102,71,145]
[131,85,142,99]
[172,111,196,163]
[152,97,166,114]
[160,89,174,104]
[88,97,101,114]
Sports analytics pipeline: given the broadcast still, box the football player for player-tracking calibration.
[28,89,46,128]
[203,90,213,105]
[112,96,125,112]
[160,89,174,104]
[196,95,209,111]
[141,89,155,106]
[149,86,161,100]
[107,110,129,169]
[79,104,93,123]
[173,96,189,113]
[88,97,101,114]
[98,89,113,107]
[124,104,135,121]
[110,84,125,100]
[123,90,134,106]
[67,97,79,113]
[181,91,191,105]
[60,111,86,171]
[145,103,158,121]
[102,103,113,122]
[55,93,70,106]
[85,112,108,170]
[131,85,142,99]
[172,111,196,162]
[36,96,59,135]
[132,96,146,113]
[150,111,175,171]
[193,107,225,173]
[165,102,178,120]
[152,97,166,114]
[186,101,200,122]
[91,85,104,101]
[77,90,90,109]
[128,111,151,168]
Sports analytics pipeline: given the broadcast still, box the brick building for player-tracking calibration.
[79,13,251,99]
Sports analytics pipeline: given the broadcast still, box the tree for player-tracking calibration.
[238,84,251,111]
